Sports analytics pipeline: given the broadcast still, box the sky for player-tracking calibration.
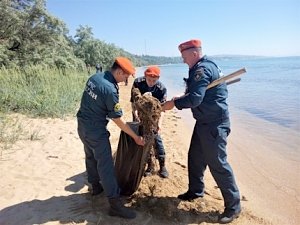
[46,0,300,57]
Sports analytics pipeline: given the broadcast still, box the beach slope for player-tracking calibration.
[0,77,298,225]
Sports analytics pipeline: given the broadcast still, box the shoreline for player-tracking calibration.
[0,76,299,225]
[118,77,300,224]
[175,101,300,225]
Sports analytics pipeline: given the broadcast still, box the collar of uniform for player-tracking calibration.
[189,55,208,73]
[105,71,118,85]
[104,71,119,92]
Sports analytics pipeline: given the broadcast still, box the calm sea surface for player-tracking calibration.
[137,56,300,132]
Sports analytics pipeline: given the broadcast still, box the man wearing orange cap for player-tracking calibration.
[162,40,241,224]
[130,65,169,178]
[77,57,144,219]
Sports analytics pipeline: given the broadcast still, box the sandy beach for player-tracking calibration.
[0,76,299,225]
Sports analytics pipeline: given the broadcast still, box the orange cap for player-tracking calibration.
[144,66,160,77]
[115,57,136,75]
[178,39,201,52]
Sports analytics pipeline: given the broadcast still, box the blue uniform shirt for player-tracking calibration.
[77,71,123,130]
[174,55,229,123]
[130,77,167,103]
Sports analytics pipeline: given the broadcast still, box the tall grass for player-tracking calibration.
[0,65,88,118]
[0,112,44,156]
[0,113,24,151]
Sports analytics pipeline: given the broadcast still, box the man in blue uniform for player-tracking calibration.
[162,39,241,224]
[130,66,169,178]
[77,57,144,219]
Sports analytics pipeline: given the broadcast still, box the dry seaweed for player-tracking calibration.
[131,88,162,146]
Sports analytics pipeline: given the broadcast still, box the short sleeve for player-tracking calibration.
[106,88,123,118]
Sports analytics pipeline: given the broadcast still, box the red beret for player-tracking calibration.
[115,57,135,75]
[178,39,201,52]
[144,66,160,77]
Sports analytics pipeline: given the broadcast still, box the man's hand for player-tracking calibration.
[112,117,145,146]
[161,100,175,111]
[134,136,145,146]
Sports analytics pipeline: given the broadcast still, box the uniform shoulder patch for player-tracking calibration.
[114,103,122,112]
[138,77,146,82]
[156,83,163,90]
[194,68,204,81]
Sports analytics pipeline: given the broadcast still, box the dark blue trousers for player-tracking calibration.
[188,119,241,213]
[154,133,166,159]
[77,121,120,199]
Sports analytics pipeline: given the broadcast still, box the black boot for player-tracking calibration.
[218,208,241,224]
[158,157,169,178]
[89,183,104,196]
[177,190,202,201]
[144,155,154,177]
[108,197,136,219]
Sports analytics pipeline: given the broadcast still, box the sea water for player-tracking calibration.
[135,56,300,154]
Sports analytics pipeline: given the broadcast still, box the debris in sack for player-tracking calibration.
[131,87,162,139]
[115,88,162,196]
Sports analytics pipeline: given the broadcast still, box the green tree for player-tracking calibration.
[0,0,84,69]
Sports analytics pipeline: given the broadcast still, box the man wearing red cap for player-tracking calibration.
[77,57,144,219]
[162,40,241,224]
[130,65,169,178]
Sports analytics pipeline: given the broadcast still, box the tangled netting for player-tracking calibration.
[114,88,162,196]
[131,88,162,146]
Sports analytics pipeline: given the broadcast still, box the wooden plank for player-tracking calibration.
[207,67,246,89]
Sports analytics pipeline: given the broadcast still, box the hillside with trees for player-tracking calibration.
[0,0,181,71]
[0,0,181,118]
